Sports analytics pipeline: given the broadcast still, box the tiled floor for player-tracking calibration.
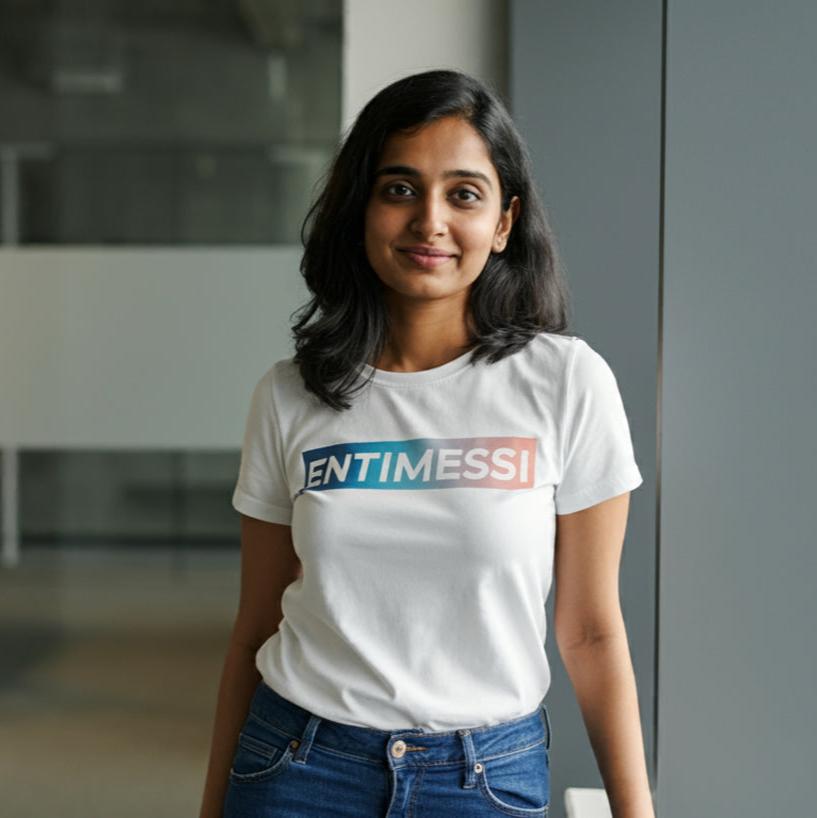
[0,546,240,818]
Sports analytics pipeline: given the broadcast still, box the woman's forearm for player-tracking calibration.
[559,624,656,818]
[198,640,264,818]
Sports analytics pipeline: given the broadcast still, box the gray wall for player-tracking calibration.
[512,1,816,817]
[510,2,660,815]
[658,1,815,816]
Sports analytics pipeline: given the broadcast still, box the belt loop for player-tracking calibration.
[457,729,478,789]
[540,702,552,751]
[292,714,321,765]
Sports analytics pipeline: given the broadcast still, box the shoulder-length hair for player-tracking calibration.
[291,68,570,411]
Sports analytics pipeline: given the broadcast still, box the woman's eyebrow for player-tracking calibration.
[374,164,493,190]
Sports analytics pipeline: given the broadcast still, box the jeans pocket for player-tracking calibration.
[228,716,296,784]
[540,702,552,753]
[476,740,550,816]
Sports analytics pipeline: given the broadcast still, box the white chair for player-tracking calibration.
[564,787,613,818]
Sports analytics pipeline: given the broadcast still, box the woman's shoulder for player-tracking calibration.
[530,330,609,366]
[248,355,305,406]
[522,330,583,369]
[531,330,580,351]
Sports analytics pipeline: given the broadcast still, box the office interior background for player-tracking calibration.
[1,1,814,817]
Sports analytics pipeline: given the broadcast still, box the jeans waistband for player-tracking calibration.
[246,680,552,773]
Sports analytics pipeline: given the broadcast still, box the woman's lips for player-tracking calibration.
[399,249,455,269]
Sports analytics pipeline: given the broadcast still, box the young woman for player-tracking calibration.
[200,69,654,818]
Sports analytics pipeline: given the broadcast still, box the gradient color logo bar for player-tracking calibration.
[297,436,536,495]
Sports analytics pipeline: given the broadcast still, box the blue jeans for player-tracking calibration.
[223,679,552,817]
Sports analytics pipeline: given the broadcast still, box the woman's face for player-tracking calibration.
[364,115,519,310]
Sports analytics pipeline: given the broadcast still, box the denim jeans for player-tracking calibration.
[223,679,552,817]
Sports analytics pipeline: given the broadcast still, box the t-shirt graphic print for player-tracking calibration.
[297,435,537,496]
[232,331,644,731]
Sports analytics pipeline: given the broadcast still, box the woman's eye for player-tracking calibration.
[454,189,480,203]
[382,184,480,203]
[385,183,413,197]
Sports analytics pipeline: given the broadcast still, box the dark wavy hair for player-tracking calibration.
[290,68,570,411]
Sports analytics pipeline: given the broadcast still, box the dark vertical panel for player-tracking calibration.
[510,2,661,815]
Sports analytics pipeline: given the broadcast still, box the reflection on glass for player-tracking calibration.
[0,0,342,244]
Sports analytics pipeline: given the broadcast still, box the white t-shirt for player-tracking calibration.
[231,331,644,731]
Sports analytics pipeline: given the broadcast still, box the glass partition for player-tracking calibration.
[0,3,342,815]
[0,0,341,245]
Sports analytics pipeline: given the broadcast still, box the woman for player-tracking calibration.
[200,69,654,818]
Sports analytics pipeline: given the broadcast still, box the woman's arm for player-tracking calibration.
[553,492,656,818]
[198,641,264,818]
[198,515,302,818]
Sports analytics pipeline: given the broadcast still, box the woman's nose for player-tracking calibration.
[409,195,449,237]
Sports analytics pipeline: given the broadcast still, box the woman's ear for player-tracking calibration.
[493,195,520,252]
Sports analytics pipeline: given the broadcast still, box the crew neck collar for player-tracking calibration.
[358,346,477,386]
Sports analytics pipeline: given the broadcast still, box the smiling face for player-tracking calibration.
[363,115,519,313]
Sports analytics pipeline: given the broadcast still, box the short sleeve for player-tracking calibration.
[231,371,293,525]
[554,338,644,515]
